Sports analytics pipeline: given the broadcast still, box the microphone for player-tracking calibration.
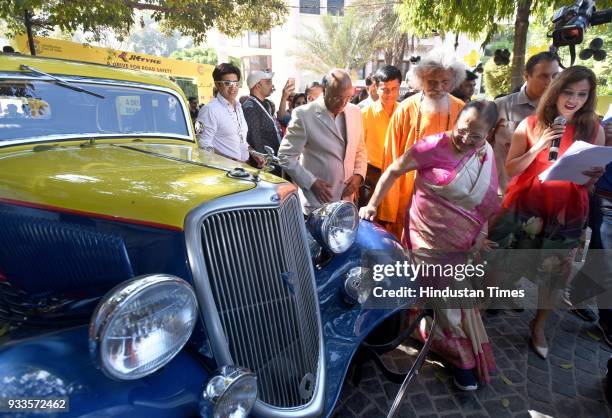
[548,115,566,161]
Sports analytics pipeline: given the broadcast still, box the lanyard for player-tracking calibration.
[249,96,282,143]
[415,93,451,141]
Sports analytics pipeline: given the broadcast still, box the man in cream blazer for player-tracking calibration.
[278,69,367,214]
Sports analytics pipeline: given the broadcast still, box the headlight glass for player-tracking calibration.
[200,366,258,418]
[308,201,359,254]
[89,274,198,380]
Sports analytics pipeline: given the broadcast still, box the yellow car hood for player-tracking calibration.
[0,141,262,230]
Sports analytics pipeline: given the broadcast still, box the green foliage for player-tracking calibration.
[126,24,181,57]
[483,25,514,58]
[170,47,218,65]
[293,9,382,74]
[395,0,516,39]
[1,0,288,44]
[483,59,512,99]
[228,56,241,70]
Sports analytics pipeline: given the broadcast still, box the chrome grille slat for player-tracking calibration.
[222,212,257,375]
[199,194,320,408]
[240,210,280,403]
[286,198,320,373]
[232,211,265,397]
[267,207,308,402]
[203,218,242,358]
[240,209,285,403]
[217,215,252,363]
[256,209,296,406]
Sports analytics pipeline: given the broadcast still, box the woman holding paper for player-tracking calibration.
[489,66,605,359]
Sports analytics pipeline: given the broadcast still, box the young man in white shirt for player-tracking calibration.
[196,63,262,165]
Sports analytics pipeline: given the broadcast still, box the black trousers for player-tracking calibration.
[358,164,382,209]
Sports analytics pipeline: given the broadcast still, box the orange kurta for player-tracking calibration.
[379,93,465,239]
[361,100,398,169]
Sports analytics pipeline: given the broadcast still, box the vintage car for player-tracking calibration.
[0,54,431,417]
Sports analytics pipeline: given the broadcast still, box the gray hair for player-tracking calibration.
[408,48,466,91]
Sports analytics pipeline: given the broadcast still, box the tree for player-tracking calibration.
[351,0,411,69]
[293,10,382,74]
[1,0,288,55]
[396,0,519,84]
[396,0,611,92]
[126,26,181,57]
[482,59,513,98]
[170,47,218,65]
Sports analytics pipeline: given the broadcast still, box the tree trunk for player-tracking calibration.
[24,10,36,55]
[510,0,532,92]
[390,35,406,68]
[384,49,393,66]
[454,33,459,51]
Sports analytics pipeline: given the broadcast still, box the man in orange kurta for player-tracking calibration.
[379,93,465,239]
[359,65,402,208]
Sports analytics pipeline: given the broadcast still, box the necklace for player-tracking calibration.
[415,93,451,141]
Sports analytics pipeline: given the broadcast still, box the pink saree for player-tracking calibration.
[405,133,500,384]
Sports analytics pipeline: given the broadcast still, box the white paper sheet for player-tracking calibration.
[538,140,612,184]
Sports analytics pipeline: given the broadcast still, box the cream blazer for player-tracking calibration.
[278,96,367,214]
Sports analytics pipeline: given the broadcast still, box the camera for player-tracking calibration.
[551,0,611,47]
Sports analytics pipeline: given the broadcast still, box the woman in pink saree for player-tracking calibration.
[360,100,501,391]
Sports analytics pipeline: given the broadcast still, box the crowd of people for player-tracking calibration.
[191,48,611,394]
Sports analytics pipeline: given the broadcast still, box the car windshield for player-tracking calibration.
[0,78,190,143]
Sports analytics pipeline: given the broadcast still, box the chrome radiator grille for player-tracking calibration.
[200,194,320,408]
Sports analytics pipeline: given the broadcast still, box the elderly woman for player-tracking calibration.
[361,100,501,390]
[379,48,466,240]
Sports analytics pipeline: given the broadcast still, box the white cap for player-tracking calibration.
[247,70,274,89]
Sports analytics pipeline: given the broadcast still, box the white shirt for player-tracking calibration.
[196,95,249,162]
[327,110,347,142]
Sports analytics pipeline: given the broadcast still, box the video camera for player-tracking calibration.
[552,0,611,47]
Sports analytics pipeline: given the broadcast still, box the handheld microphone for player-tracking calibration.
[548,115,566,161]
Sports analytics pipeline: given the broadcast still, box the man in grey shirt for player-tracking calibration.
[493,52,560,194]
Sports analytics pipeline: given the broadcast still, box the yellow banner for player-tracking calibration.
[13,35,214,104]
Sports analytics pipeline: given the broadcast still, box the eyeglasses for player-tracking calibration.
[455,128,485,143]
[216,80,240,87]
[329,94,352,104]
[378,86,400,95]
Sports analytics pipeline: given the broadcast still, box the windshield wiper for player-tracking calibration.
[20,64,105,99]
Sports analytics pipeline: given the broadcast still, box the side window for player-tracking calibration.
[0,97,51,120]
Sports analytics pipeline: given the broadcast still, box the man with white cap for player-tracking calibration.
[243,70,284,174]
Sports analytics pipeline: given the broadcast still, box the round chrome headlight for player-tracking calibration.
[89,274,198,380]
[200,366,258,418]
[307,201,359,254]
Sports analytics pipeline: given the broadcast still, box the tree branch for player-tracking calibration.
[123,1,171,12]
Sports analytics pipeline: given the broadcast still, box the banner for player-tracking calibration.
[13,35,214,103]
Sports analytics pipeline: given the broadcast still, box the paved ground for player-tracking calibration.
[332,308,612,418]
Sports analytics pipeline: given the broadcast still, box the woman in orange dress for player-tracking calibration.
[379,49,466,240]
[489,66,605,358]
